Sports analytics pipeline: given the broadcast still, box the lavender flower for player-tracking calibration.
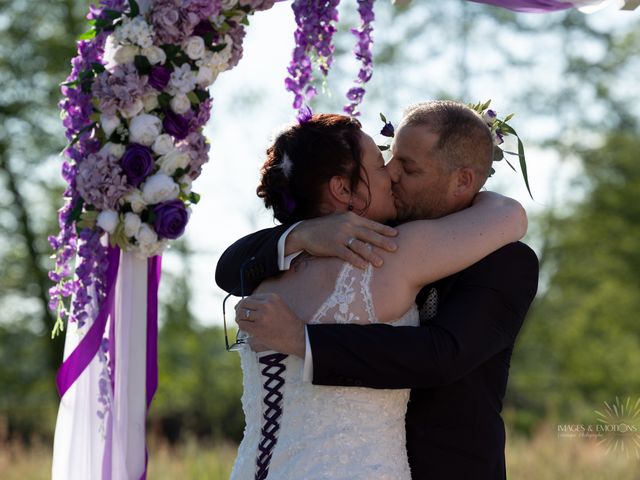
[149,0,198,45]
[153,199,189,239]
[121,143,155,186]
[188,98,213,131]
[178,132,210,180]
[92,63,147,117]
[227,23,247,69]
[76,151,130,210]
[185,0,222,19]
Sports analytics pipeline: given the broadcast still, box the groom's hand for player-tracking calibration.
[285,212,398,269]
[235,293,306,358]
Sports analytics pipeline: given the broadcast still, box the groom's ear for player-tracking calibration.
[452,167,476,197]
[328,175,352,205]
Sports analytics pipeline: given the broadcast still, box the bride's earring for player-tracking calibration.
[348,202,354,211]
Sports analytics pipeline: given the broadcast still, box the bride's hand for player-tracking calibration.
[235,293,306,358]
[285,212,399,269]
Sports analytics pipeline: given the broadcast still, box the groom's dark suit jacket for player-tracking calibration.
[215,225,539,480]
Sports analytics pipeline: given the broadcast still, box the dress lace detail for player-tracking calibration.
[231,261,419,480]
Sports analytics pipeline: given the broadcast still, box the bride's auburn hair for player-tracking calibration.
[257,114,370,224]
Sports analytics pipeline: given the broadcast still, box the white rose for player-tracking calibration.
[119,98,144,119]
[184,36,206,61]
[196,66,217,87]
[141,46,167,65]
[152,134,175,156]
[135,222,158,246]
[123,212,142,237]
[113,45,140,65]
[100,114,121,137]
[178,175,192,195]
[170,93,192,114]
[156,150,190,176]
[142,92,159,112]
[99,142,126,159]
[128,113,162,146]
[96,210,119,234]
[122,189,147,213]
[142,172,180,204]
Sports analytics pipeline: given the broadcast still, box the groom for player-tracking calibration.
[216,100,539,479]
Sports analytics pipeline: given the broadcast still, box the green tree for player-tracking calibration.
[508,130,640,428]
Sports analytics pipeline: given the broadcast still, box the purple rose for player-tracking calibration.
[149,66,171,91]
[163,109,190,140]
[121,144,154,187]
[153,199,189,239]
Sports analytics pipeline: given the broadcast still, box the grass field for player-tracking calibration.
[1,425,638,479]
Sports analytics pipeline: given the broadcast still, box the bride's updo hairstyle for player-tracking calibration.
[257,114,370,224]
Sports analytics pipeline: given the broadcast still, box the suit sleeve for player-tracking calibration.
[215,224,290,295]
[307,242,539,389]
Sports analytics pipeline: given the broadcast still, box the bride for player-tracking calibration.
[225,113,526,479]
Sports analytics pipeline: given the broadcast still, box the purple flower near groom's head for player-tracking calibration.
[380,121,394,138]
[163,109,190,140]
[121,143,154,187]
[153,199,189,240]
[149,66,171,90]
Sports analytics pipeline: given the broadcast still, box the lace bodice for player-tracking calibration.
[231,262,419,480]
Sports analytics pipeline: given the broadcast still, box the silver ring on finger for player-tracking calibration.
[346,237,356,249]
[245,308,251,319]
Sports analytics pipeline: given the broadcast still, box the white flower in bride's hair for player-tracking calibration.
[280,153,293,178]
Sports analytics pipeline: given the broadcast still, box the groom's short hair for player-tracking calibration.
[401,100,494,189]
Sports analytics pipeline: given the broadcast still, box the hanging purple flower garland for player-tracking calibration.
[286,0,340,122]
[50,0,275,337]
[344,0,375,117]
[285,0,375,119]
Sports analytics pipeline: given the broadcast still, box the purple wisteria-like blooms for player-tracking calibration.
[344,0,375,117]
[153,199,189,239]
[121,143,154,187]
[286,0,339,117]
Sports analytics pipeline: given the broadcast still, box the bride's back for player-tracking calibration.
[253,252,415,326]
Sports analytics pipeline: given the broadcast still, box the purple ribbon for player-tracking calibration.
[56,245,121,398]
[140,254,162,480]
[468,0,575,12]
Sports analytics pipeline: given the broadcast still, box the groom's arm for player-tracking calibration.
[215,213,399,294]
[308,242,539,389]
[215,224,291,295]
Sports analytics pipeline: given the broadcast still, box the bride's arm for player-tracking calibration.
[388,192,527,292]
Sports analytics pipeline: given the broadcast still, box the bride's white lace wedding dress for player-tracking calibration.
[230,261,418,480]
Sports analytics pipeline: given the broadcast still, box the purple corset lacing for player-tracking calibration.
[255,352,288,480]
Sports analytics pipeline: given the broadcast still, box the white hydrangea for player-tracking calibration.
[168,64,197,95]
[114,16,155,49]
